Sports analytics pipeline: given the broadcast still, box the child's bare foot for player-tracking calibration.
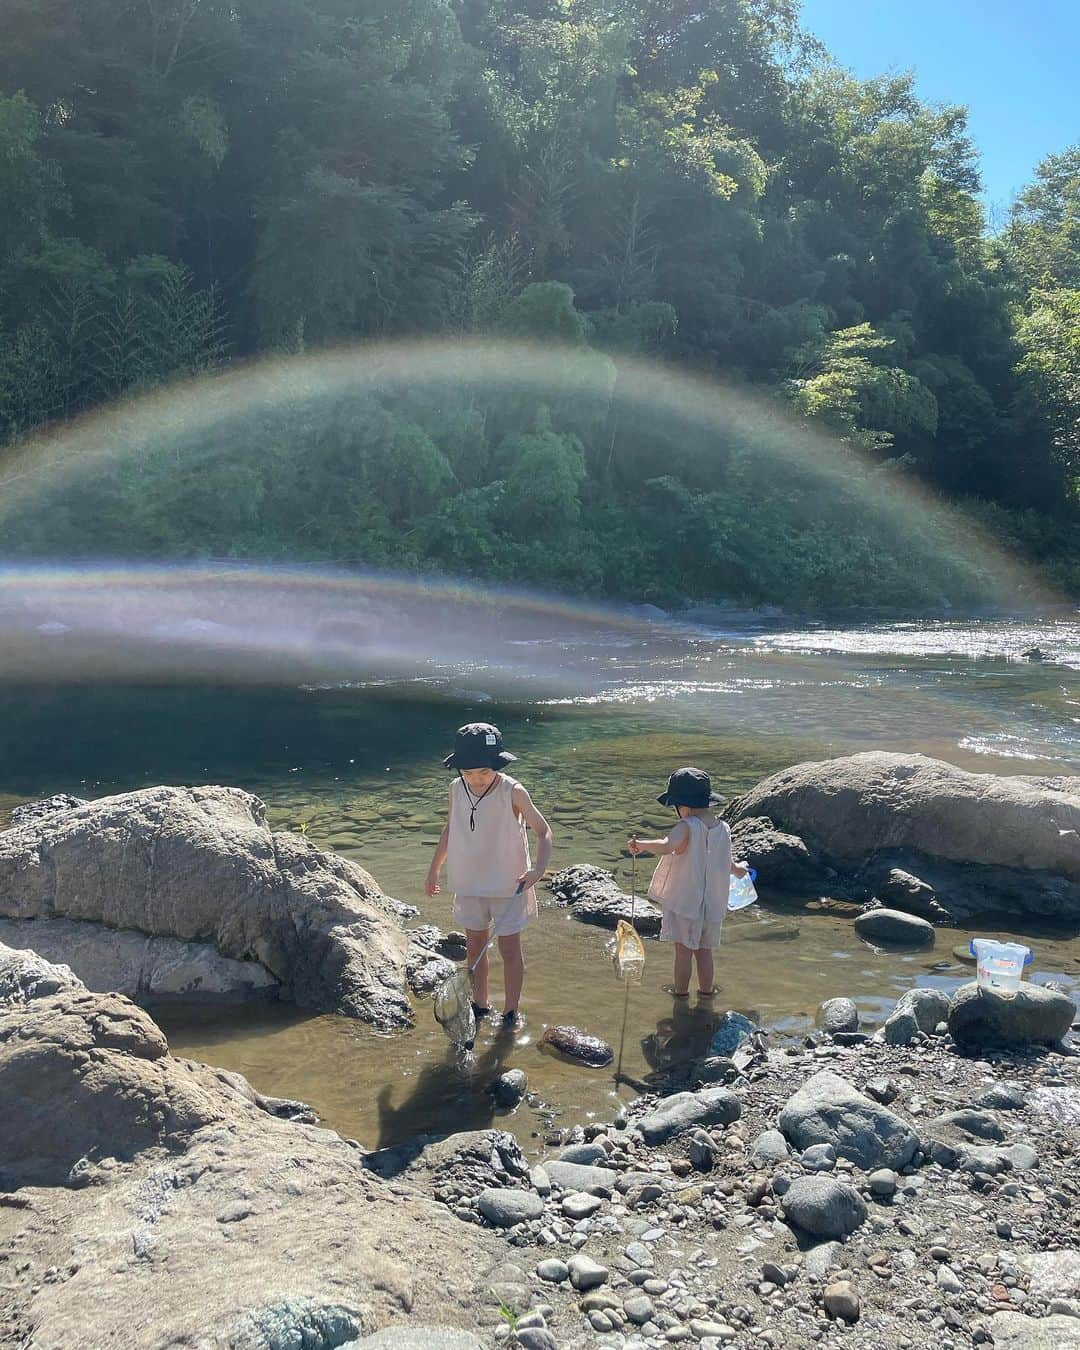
[472,1002,493,1019]
[697,988,717,997]
[500,1010,523,1031]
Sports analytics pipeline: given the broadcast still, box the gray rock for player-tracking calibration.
[863,1077,899,1105]
[636,1087,741,1144]
[489,1069,528,1108]
[1020,1251,1080,1301]
[562,1192,602,1220]
[364,1129,528,1194]
[476,1188,544,1228]
[976,1081,1028,1110]
[867,1169,898,1197]
[934,1109,1005,1142]
[987,1313,1080,1348]
[0,916,279,1003]
[0,943,82,1004]
[781,1176,868,1239]
[536,1259,569,1284]
[801,1143,837,1172]
[8,794,87,826]
[233,1298,364,1349]
[728,816,822,890]
[558,1141,607,1165]
[543,1160,617,1195]
[882,986,952,1043]
[750,1129,790,1166]
[623,1294,655,1325]
[688,1128,715,1171]
[778,1069,919,1170]
[514,1331,557,1350]
[568,1255,609,1291]
[882,1008,921,1046]
[0,785,415,1025]
[818,998,859,1035]
[529,1165,550,1196]
[804,1242,844,1279]
[948,981,1076,1047]
[625,1241,654,1269]
[937,1264,964,1294]
[823,1280,860,1322]
[548,864,663,934]
[854,908,935,947]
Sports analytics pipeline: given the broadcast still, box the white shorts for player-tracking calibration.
[452,890,534,935]
[660,910,724,950]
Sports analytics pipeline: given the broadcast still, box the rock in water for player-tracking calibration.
[854,908,935,947]
[817,998,859,1035]
[781,1176,868,1239]
[548,865,664,934]
[0,785,414,1026]
[947,981,1075,1047]
[779,1069,919,1170]
[539,1025,614,1067]
[708,1010,759,1056]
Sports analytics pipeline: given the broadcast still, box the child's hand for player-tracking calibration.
[627,836,643,855]
[515,868,544,893]
[424,870,441,897]
[731,860,749,879]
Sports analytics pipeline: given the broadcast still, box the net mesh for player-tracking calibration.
[433,969,477,1048]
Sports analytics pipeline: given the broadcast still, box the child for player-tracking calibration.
[426,722,552,1028]
[628,767,748,997]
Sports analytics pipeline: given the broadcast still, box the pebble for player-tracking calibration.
[937,1265,964,1294]
[823,1280,861,1323]
[868,1168,899,1196]
[588,1310,613,1332]
[536,1259,569,1284]
[581,1291,620,1312]
[625,1241,655,1268]
[624,1294,656,1324]
[568,1255,609,1291]
[562,1192,602,1220]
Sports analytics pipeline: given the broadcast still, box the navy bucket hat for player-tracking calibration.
[443,722,518,770]
[656,766,725,808]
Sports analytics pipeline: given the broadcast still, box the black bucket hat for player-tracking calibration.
[443,722,518,770]
[657,766,725,808]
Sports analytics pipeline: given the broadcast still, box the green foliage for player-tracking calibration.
[0,0,1077,603]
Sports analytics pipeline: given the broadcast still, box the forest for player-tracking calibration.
[1,0,1078,608]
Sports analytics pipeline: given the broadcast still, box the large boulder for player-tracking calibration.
[728,754,1080,919]
[0,945,500,1346]
[854,908,935,947]
[0,785,412,1025]
[548,864,662,934]
[778,1069,919,1170]
[727,817,822,891]
[947,981,1076,1048]
[0,916,278,1001]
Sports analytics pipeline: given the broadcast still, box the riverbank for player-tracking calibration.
[2,939,1078,1349]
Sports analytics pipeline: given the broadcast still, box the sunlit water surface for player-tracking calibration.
[1,613,1077,1153]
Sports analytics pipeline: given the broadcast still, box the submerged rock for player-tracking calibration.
[0,785,413,1025]
[779,1069,919,1170]
[854,907,935,947]
[539,1024,614,1067]
[947,981,1076,1047]
[548,864,663,934]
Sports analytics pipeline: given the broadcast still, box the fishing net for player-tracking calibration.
[433,968,476,1049]
[610,919,646,981]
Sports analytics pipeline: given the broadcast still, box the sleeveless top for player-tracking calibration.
[446,773,537,907]
[648,816,732,923]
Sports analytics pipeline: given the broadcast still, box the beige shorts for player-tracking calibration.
[452,890,534,936]
[660,910,724,951]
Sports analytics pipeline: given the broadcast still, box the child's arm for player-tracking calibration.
[627,821,690,857]
[425,822,450,896]
[511,784,553,890]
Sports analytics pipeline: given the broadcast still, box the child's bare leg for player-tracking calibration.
[695,947,715,995]
[466,928,490,1008]
[498,933,524,1014]
[673,943,693,996]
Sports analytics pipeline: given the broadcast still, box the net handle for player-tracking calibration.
[468,880,526,975]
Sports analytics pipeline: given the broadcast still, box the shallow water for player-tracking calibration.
[1,613,1077,1154]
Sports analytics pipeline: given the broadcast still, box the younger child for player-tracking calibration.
[628,767,748,997]
[426,722,552,1028]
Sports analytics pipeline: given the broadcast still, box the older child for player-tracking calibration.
[628,767,748,997]
[426,722,552,1028]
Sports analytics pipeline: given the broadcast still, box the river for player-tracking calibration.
[1,610,1077,1153]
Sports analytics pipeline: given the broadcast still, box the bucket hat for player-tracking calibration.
[656,766,724,808]
[443,722,518,770]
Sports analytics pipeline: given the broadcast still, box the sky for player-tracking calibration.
[798,0,1079,220]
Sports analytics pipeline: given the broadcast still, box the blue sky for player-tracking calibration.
[798,0,1079,219]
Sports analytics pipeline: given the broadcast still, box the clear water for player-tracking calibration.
[1,613,1077,1153]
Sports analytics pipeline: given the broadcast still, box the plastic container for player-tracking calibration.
[969,938,1032,997]
[728,867,759,912]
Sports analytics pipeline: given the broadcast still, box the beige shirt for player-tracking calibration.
[446,774,537,908]
[648,816,732,924]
